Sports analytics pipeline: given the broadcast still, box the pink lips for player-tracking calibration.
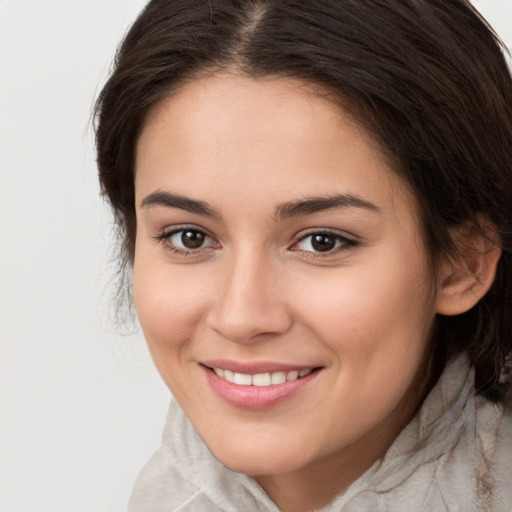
[201,361,320,410]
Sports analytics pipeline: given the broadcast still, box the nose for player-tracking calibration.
[206,250,293,343]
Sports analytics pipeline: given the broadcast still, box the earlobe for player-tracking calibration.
[436,217,502,316]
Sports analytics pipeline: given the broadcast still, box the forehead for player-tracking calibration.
[135,74,416,222]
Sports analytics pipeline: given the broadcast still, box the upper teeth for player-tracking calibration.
[213,368,312,386]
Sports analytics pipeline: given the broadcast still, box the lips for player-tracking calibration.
[201,361,321,410]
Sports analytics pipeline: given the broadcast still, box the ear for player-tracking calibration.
[436,216,502,316]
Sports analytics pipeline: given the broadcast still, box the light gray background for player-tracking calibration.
[0,1,511,511]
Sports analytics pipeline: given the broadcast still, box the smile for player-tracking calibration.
[211,367,313,386]
[202,363,321,410]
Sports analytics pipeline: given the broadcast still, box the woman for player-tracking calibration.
[94,1,512,510]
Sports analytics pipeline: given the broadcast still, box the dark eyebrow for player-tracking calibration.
[141,191,221,219]
[275,194,381,220]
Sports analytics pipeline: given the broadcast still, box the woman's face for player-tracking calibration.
[133,75,440,480]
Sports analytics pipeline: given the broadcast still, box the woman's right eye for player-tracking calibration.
[156,227,217,254]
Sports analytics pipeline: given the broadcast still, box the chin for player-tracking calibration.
[206,436,310,476]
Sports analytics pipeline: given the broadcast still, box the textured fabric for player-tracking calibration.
[128,355,512,512]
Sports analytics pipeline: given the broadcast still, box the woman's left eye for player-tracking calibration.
[293,231,356,254]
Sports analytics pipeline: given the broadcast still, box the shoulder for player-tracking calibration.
[490,394,512,511]
[127,444,201,511]
[127,400,223,512]
[127,442,225,512]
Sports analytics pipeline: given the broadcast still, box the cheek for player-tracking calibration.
[291,255,435,363]
[292,265,434,435]
[132,250,207,355]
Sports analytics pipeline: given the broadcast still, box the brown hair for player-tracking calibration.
[94,0,512,401]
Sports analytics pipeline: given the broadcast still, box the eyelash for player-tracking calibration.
[154,226,358,259]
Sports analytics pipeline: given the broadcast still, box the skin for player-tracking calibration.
[133,74,447,512]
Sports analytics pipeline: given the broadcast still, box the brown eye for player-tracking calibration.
[181,230,205,249]
[294,231,356,255]
[160,228,215,253]
[311,233,336,252]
